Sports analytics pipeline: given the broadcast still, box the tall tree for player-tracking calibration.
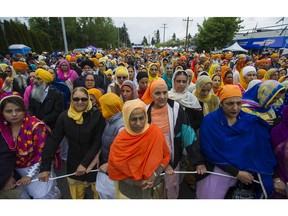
[4,20,17,45]
[0,26,9,53]
[142,36,148,45]
[156,30,160,44]
[172,33,176,41]
[119,23,131,47]
[19,23,33,49]
[48,17,63,51]
[151,37,156,45]
[195,17,243,52]
[29,30,43,53]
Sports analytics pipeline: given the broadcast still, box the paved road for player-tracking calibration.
[55,162,196,199]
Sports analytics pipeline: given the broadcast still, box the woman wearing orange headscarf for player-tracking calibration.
[108,99,170,199]
[87,88,103,111]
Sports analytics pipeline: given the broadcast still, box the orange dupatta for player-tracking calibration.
[108,124,170,181]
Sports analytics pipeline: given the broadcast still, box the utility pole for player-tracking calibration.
[183,17,193,52]
[61,17,68,54]
[148,35,150,46]
[162,24,167,45]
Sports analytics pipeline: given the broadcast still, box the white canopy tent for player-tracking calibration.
[222,42,248,53]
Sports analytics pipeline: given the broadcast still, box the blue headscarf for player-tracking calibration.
[200,108,277,196]
[51,70,71,109]
[242,80,285,113]
[161,64,173,90]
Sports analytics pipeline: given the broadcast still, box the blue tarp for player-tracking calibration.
[86,45,98,52]
[237,36,288,49]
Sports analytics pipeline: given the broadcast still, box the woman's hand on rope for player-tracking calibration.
[237,171,254,185]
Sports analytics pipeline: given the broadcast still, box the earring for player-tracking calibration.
[4,121,8,125]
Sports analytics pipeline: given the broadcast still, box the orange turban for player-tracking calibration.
[257,69,266,78]
[219,84,242,103]
[91,58,99,67]
[96,53,102,59]
[257,59,271,66]
[70,56,77,62]
[179,56,187,61]
[225,53,233,59]
[141,79,167,105]
[12,61,28,71]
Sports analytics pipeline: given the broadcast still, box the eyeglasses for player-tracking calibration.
[72,97,88,102]
[117,76,127,79]
[85,79,95,82]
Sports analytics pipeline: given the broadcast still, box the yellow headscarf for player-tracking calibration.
[99,93,123,119]
[122,98,149,136]
[88,88,103,110]
[263,68,278,81]
[0,63,8,72]
[68,87,93,124]
[194,75,213,103]
[278,75,288,83]
[115,66,129,77]
[104,69,113,77]
[148,63,159,83]
[208,64,220,77]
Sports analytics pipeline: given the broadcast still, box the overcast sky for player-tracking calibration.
[2,1,287,45]
[111,17,287,44]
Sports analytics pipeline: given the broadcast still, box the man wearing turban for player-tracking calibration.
[28,68,64,130]
[11,61,30,96]
[270,53,281,69]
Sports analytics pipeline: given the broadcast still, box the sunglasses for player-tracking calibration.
[72,97,88,102]
[117,76,127,79]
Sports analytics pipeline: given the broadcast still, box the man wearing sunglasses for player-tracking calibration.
[107,66,129,96]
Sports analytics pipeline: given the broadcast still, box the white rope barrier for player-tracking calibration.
[32,169,259,184]
[160,170,260,184]
[31,169,99,182]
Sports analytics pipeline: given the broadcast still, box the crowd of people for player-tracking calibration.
[0,48,288,199]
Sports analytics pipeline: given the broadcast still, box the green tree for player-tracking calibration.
[29,30,43,53]
[19,23,34,49]
[172,33,176,41]
[0,26,9,53]
[142,36,148,45]
[4,20,17,45]
[156,30,160,44]
[151,37,156,45]
[195,17,243,52]
[119,23,131,47]
[48,17,63,51]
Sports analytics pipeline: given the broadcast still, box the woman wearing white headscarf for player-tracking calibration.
[168,69,203,131]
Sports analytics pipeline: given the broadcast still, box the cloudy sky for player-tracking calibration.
[2,0,287,45]
[111,17,286,44]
